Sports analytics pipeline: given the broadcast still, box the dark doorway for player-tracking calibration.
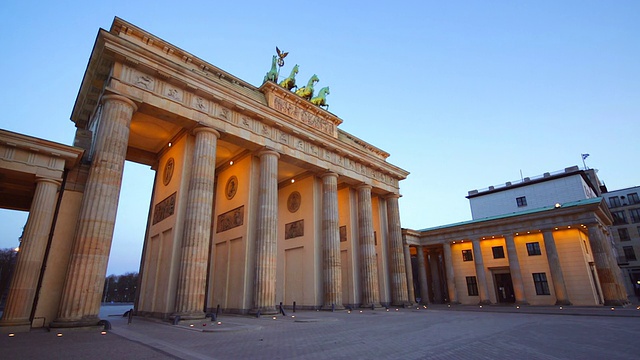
[494,273,515,303]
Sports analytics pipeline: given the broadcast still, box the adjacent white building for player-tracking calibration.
[467,166,604,220]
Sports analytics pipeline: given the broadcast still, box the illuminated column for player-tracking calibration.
[53,94,136,328]
[471,238,491,304]
[542,230,570,305]
[385,194,410,306]
[357,184,380,308]
[252,150,280,314]
[403,244,416,304]
[416,245,429,304]
[505,234,527,304]
[0,178,61,328]
[172,127,220,319]
[587,225,628,305]
[321,172,343,310]
[442,242,459,304]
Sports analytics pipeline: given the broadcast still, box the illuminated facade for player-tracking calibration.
[404,168,629,306]
[0,18,411,331]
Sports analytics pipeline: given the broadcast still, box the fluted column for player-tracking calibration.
[471,239,491,304]
[252,150,280,314]
[429,250,443,302]
[357,184,380,308]
[52,94,136,328]
[416,245,429,304]
[172,127,220,319]
[505,234,527,304]
[442,242,458,304]
[542,230,571,305]
[385,194,410,306]
[321,172,343,310]
[588,225,628,305]
[0,178,61,328]
[403,243,415,304]
[601,227,630,304]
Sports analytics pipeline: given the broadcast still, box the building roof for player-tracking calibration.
[417,197,604,232]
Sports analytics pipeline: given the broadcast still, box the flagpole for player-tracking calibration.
[581,154,589,170]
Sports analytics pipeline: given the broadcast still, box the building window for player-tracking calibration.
[466,276,479,296]
[516,196,527,207]
[462,249,473,262]
[612,211,628,225]
[618,228,631,242]
[608,196,621,208]
[492,246,505,259]
[628,193,640,205]
[532,273,550,295]
[629,209,640,223]
[623,246,637,261]
[526,242,542,256]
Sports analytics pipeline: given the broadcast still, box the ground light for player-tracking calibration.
[8,333,15,337]
[57,333,63,337]
[101,331,107,335]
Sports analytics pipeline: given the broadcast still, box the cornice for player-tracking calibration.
[0,129,84,169]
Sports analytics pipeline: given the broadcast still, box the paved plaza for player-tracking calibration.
[1,304,639,359]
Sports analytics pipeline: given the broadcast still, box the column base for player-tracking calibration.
[391,301,413,308]
[50,316,100,329]
[170,311,206,321]
[603,299,627,306]
[0,321,30,333]
[555,300,572,306]
[360,303,382,309]
[321,304,345,311]
[250,306,278,316]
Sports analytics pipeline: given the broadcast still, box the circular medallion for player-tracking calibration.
[287,191,301,213]
[225,176,238,200]
[162,157,175,186]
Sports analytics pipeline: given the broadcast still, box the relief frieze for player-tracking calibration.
[273,97,334,136]
[152,192,176,225]
[217,205,244,233]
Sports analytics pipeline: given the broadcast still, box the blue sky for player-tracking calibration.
[1,1,638,275]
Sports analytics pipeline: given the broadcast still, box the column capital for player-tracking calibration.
[192,126,221,138]
[34,176,62,187]
[320,171,339,180]
[257,148,280,159]
[101,94,138,112]
[356,183,372,191]
[384,193,401,200]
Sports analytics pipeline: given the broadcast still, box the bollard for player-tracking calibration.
[98,320,112,330]
[216,304,220,317]
[332,303,335,312]
[210,313,217,322]
[256,310,261,318]
[127,308,133,325]
[293,301,296,313]
[280,304,287,316]
[172,315,181,325]
[371,303,375,311]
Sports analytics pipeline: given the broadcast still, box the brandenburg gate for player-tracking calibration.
[0,17,411,330]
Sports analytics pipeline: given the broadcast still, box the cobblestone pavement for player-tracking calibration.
[1,304,639,359]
